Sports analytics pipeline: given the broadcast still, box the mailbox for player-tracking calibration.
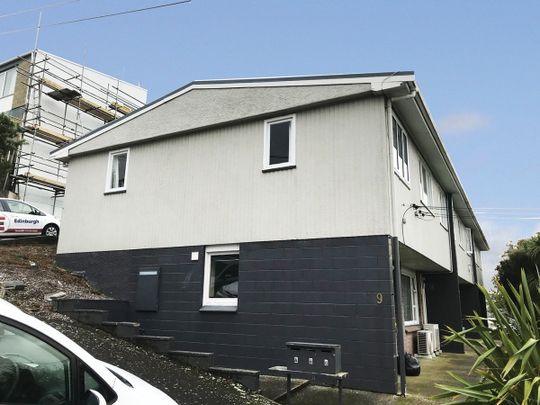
[286,342,341,374]
[135,267,160,311]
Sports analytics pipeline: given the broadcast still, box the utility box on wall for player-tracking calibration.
[135,267,160,311]
[286,342,342,374]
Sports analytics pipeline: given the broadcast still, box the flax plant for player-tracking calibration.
[434,270,540,404]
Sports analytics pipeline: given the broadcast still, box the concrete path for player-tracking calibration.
[259,350,477,404]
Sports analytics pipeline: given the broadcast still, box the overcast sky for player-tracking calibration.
[2,0,539,288]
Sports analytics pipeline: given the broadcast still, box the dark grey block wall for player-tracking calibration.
[57,235,398,393]
[424,273,465,353]
[460,284,486,322]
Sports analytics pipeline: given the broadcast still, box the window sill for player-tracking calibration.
[405,324,422,332]
[394,171,411,190]
[199,305,238,313]
[104,189,126,196]
[262,164,296,173]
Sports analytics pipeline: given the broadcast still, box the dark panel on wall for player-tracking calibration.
[135,267,161,312]
[459,283,487,337]
[57,235,398,393]
[424,273,464,353]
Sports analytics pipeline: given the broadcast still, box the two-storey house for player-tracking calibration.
[51,72,489,394]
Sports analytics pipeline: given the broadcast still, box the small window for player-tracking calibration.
[400,270,419,326]
[0,68,17,98]
[439,189,448,229]
[419,162,432,205]
[203,244,239,308]
[105,149,129,193]
[263,115,296,170]
[465,227,473,252]
[392,116,409,181]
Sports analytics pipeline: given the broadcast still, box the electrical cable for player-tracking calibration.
[0,0,191,36]
[0,0,79,19]
[48,0,191,27]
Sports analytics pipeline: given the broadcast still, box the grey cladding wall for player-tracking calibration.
[57,235,398,393]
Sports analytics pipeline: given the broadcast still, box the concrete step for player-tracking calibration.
[54,299,131,321]
[209,366,260,391]
[64,309,108,325]
[133,335,173,353]
[101,321,140,338]
[168,350,214,370]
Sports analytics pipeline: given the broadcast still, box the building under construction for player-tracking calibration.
[0,49,147,217]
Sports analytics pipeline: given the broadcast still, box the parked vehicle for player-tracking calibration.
[0,298,177,404]
[0,198,60,237]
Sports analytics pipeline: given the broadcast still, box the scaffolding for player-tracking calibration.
[6,50,145,214]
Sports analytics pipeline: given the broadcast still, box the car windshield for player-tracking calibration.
[0,321,71,403]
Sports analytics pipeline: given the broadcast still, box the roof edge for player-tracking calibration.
[51,71,415,160]
[412,89,489,250]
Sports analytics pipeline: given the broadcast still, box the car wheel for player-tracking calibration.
[43,224,59,238]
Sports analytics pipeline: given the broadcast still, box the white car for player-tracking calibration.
[0,299,178,404]
[0,198,60,237]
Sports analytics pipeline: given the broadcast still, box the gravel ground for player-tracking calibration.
[0,243,274,405]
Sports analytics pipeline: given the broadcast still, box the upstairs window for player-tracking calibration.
[420,162,433,205]
[203,244,240,308]
[0,68,16,98]
[439,189,448,229]
[465,227,473,252]
[263,115,296,171]
[392,116,409,181]
[105,149,129,193]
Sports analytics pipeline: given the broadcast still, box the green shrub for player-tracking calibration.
[434,270,540,404]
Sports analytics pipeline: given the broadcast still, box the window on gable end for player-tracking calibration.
[105,149,129,193]
[263,115,296,171]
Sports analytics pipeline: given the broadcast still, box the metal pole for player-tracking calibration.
[286,373,291,405]
[392,236,407,396]
[338,378,343,405]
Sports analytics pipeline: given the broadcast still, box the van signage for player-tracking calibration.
[14,218,40,225]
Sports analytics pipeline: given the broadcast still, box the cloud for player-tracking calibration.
[438,112,491,135]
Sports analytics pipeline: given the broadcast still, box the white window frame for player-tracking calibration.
[401,269,419,326]
[419,161,433,206]
[202,244,240,308]
[392,114,410,182]
[465,227,473,254]
[263,114,296,171]
[0,68,17,98]
[439,188,448,229]
[105,148,129,193]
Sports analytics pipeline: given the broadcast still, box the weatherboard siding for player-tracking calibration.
[391,123,452,272]
[69,83,372,155]
[58,97,391,254]
[56,235,399,393]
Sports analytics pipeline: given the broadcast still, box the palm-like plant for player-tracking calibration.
[434,270,540,404]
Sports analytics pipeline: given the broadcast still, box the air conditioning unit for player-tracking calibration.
[417,330,434,357]
[423,323,441,355]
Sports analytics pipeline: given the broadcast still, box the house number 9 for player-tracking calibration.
[376,293,383,304]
